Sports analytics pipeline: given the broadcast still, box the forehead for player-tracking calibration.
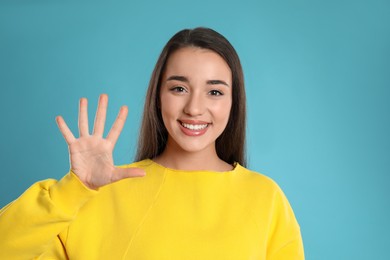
[163,47,232,81]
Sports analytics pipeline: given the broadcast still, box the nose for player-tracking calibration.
[183,93,205,116]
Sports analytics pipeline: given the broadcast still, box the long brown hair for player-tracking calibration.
[135,27,247,166]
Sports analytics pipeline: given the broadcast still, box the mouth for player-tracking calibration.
[180,122,209,130]
[178,120,210,136]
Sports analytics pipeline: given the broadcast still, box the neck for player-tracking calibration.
[154,141,233,172]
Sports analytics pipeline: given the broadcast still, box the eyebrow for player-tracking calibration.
[207,80,230,87]
[167,75,189,83]
[166,75,230,87]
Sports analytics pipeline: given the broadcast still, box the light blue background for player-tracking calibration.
[1,0,389,259]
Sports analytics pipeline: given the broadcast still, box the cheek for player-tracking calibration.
[211,99,232,124]
[160,94,177,122]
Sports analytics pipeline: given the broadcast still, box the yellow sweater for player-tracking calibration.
[0,159,304,259]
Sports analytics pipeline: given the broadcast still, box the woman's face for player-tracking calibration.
[159,47,232,155]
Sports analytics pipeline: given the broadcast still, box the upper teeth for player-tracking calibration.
[181,123,208,130]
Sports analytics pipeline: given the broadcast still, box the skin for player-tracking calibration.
[56,94,145,190]
[154,47,233,171]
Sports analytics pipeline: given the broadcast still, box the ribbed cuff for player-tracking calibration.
[49,172,98,216]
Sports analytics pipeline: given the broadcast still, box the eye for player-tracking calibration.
[209,90,223,96]
[170,86,187,93]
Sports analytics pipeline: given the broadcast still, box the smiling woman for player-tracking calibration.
[136,28,248,168]
[156,47,233,169]
[0,28,304,259]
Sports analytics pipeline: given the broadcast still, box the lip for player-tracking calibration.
[178,120,210,136]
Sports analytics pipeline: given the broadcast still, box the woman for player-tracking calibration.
[0,28,304,259]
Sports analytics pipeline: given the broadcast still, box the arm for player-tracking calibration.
[267,186,305,260]
[0,94,145,258]
[0,172,96,259]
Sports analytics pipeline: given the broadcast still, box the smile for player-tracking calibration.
[178,120,210,136]
[181,122,209,130]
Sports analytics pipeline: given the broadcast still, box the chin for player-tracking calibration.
[174,140,215,155]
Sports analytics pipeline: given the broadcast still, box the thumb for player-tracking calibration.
[111,167,146,182]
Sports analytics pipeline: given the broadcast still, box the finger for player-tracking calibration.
[93,94,108,136]
[106,105,128,146]
[78,97,89,137]
[111,167,146,182]
[56,116,76,144]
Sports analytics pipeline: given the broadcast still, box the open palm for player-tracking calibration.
[56,94,145,190]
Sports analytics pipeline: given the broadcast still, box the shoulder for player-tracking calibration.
[234,164,282,194]
[235,165,301,227]
[119,159,155,170]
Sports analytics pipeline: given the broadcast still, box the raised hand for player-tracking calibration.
[55,94,145,190]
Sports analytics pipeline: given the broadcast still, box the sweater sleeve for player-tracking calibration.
[0,172,98,259]
[266,185,305,260]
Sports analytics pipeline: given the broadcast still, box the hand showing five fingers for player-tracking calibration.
[56,94,145,190]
